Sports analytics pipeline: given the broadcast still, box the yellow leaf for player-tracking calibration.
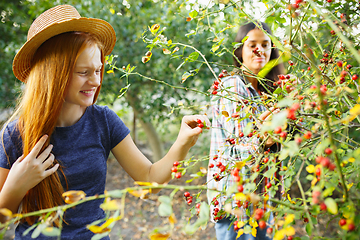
[233,193,246,202]
[251,226,257,237]
[87,217,120,234]
[128,189,150,199]
[169,213,177,225]
[348,157,355,163]
[163,48,171,55]
[237,221,245,228]
[219,0,230,3]
[350,104,360,116]
[284,214,295,225]
[0,208,12,217]
[149,232,171,240]
[222,111,229,117]
[287,194,296,204]
[212,45,220,52]
[235,161,246,169]
[306,165,315,173]
[200,167,207,174]
[134,181,153,186]
[109,8,115,14]
[150,24,160,33]
[100,199,120,211]
[62,190,86,204]
[106,70,114,74]
[236,229,244,238]
[283,226,295,236]
[274,229,285,240]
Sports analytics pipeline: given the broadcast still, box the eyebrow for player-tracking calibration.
[76,64,103,68]
[247,40,270,42]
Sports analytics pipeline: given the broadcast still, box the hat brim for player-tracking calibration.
[13,17,116,82]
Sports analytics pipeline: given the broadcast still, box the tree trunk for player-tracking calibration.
[126,91,164,162]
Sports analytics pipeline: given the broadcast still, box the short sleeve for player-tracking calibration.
[0,121,23,169]
[104,106,130,149]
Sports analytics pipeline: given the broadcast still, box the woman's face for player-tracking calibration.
[64,45,102,111]
[241,28,272,75]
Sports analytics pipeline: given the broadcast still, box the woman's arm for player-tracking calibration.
[112,115,209,186]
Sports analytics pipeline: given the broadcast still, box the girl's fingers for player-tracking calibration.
[45,164,59,177]
[42,153,55,170]
[36,144,53,163]
[26,135,48,160]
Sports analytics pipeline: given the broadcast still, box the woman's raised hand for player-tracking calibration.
[5,135,59,194]
[175,115,210,149]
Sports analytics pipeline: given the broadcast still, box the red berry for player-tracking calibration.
[267,227,273,234]
[320,202,327,211]
[304,131,312,139]
[280,131,288,139]
[255,208,264,219]
[279,74,285,80]
[171,166,178,173]
[330,30,335,35]
[266,182,272,189]
[248,132,253,137]
[274,126,282,134]
[213,80,219,85]
[315,168,321,176]
[263,157,269,164]
[187,198,193,204]
[303,217,309,223]
[339,218,346,226]
[196,119,202,124]
[352,74,358,81]
[329,163,336,171]
[239,132,244,137]
[348,223,355,231]
[218,73,224,78]
[209,163,214,168]
[213,200,219,206]
[173,161,180,167]
[198,123,204,128]
[324,148,333,155]
[184,191,190,197]
[295,137,302,145]
[321,157,330,168]
[196,203,201,208]
[259,220,267,229]
[175,172,182,178]
[237,185,244,192]
[212,90,218,95]
[288,236,293,240]
[337,61,343,68]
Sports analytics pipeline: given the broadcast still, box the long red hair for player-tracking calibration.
[10,32,105,225]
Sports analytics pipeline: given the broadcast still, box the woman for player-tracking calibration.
[207,21,284,240]
[0,5,209,239]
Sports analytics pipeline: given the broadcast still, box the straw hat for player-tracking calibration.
[12,4,116,82]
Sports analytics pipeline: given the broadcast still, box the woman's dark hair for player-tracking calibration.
[233,21,284,94]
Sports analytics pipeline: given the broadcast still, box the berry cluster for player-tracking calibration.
[211,197,223,221]
[172,161,182,179]
[252,47,261,57]
[183,191,193,205]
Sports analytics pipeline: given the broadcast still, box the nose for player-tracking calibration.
[88,72,101,87]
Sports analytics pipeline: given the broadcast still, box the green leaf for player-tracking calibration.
[325,198,338,215]
[264,167,277,178]
[158,196,173,217]
[305,223,312,236]
[276,98,295,108]
[186,52,199,62]
[189,10,198,18]
[106,190,123,198]
[41,227,61,237]
[91,232,110,240]
[31,223,47,238]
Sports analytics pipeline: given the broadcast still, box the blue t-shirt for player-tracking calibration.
[0,105,130,239]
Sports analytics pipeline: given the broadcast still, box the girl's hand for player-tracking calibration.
[5,135,59,195]
[175,115,210,148]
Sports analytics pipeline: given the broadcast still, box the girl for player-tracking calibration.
[207,21,285,240]
[0,5,209,239]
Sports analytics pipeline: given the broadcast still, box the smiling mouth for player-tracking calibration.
[81,90,94,94]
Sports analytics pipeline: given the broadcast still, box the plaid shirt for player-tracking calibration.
[207,74,282,223]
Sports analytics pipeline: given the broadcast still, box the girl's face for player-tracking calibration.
[64,45,102,111]
[241,28,272,75]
